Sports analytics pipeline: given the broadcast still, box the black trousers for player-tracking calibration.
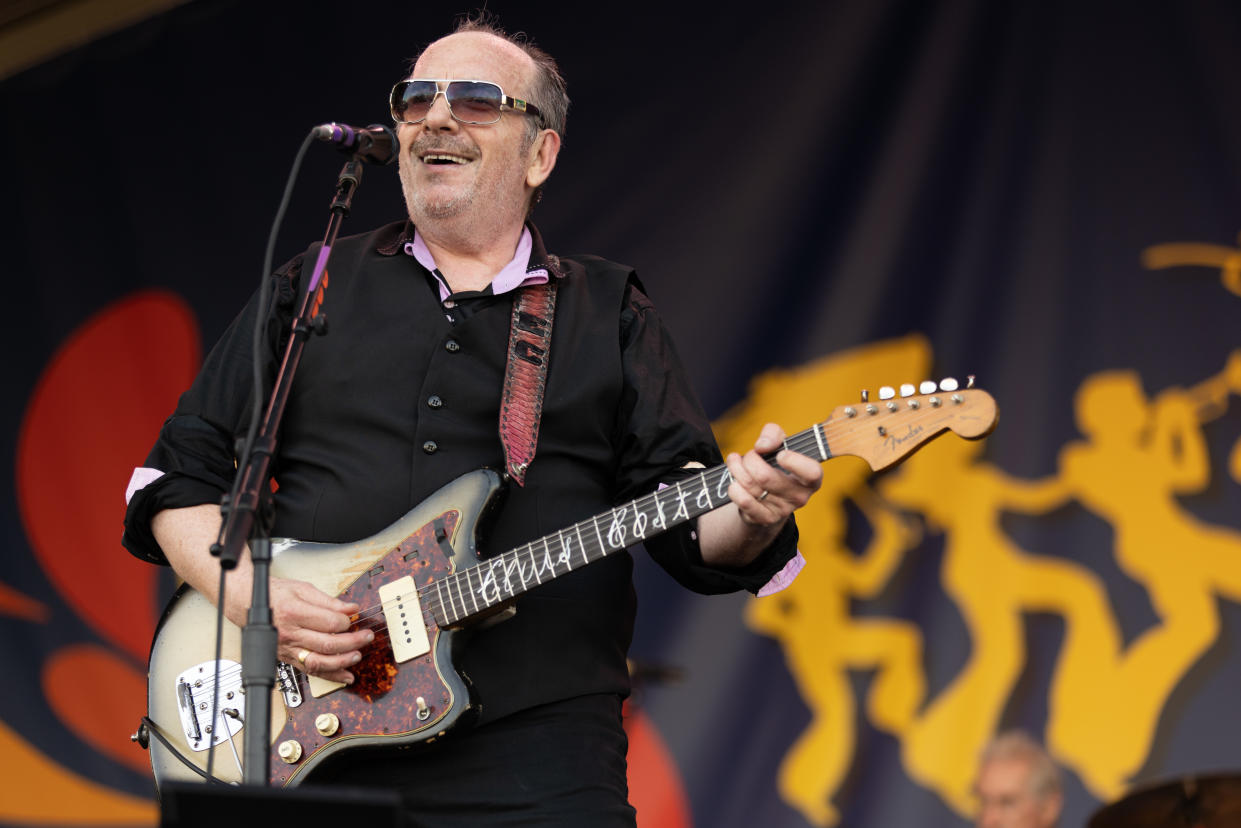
[308,693,637,827]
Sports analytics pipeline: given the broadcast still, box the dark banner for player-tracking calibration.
[2,1,1240,825]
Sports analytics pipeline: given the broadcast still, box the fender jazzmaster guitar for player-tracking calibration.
[143,382,997,789]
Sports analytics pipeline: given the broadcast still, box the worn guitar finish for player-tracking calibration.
[145,385,998,789]
[147,471,494,788]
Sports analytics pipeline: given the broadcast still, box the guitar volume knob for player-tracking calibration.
[315,713,341,736]
[278,739,303,764]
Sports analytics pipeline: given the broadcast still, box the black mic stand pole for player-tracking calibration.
[212,157,365,786]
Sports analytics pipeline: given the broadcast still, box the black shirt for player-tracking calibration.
[123,220,799,722]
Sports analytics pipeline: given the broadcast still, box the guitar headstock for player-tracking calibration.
[823,378,998,471]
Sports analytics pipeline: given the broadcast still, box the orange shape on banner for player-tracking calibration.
[16,290,200,663]
[44,643,151,775]
[0,716,156,825]
[0,578,49,623]
[626,706,692,828]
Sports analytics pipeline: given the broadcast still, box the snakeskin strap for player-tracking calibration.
[499,280,558,486]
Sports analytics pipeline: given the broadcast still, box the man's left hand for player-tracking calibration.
[698,423,823,568]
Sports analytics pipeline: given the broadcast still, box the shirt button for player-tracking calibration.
[445,339,461,353]
[422,440,438,454]
[427,395,443,409]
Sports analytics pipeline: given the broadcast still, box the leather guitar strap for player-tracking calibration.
[499,279,558,486]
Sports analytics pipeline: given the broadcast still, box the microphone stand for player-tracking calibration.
[212,156,365,786]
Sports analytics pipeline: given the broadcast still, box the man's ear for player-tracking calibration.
[526,128,561,189]
[1039,791,1063,827]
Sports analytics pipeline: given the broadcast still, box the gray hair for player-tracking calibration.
[979,730,1063,799]
[409,12,570,143]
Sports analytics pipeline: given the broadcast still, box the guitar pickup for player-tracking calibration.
[378,576,431,663]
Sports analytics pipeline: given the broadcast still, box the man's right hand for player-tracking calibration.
[264,577,372,684]
[152,503,373,685]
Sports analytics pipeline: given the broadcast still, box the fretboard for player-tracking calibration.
[425,422,831,626]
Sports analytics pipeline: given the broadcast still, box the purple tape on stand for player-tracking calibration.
[308,244,332,292]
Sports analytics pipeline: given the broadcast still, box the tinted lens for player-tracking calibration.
[390,80,438,123]
[444,81,504,123]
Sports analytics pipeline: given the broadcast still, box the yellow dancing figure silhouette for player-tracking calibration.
[747,484,922,826]
[1049,367,1241,798]
[879,436,1119,817]
[715,336,929,826]
[1144,229,1241,480]
[1142,230,1241,298]
[1207,351,1241,484]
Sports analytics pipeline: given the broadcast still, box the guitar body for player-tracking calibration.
[147,468,504,788]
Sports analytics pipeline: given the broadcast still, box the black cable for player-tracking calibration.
[142,717,230,785]
[204,129,317,787]
[206,565,227,782]
[229,128,317,534]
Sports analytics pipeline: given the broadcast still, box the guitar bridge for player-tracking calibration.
[173,659,305,753]
[174,660,245,752]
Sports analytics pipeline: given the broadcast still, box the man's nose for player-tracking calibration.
[423,92,457,129]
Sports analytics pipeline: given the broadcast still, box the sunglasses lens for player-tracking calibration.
[391,80,438,122]
[445,81,504,123]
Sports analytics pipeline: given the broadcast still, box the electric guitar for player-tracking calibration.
[143,382,997,788]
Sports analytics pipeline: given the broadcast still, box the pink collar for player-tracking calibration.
[405,227,549,301]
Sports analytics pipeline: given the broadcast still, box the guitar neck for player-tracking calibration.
[425,385,997,626]
[428,424,831,626]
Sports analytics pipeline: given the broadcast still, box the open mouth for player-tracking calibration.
[420,153,471,166]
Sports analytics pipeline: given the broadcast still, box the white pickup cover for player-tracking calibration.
[378,576,431,663]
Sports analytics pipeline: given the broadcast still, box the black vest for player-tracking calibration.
[272,222,638,722]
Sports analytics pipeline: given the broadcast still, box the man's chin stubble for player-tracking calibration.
[402,184,473,222]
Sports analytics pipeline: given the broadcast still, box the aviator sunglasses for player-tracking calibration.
[389,79,543,126]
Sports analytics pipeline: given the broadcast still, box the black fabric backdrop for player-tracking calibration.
[3,1,1241,826]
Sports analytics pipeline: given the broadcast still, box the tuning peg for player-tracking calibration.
[966,375,976,388]
[861,389,869,403]
[878,386,896,400]
[939,377,959,392]
[899,383,915,397]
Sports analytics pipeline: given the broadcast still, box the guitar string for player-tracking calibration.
[315,397,972,625]
[416,396,983,623]
[177,396,987,710]
[196,396,980,672]
[406,429,822,626]
[181,403,877,738]
[176,420,846,692]
[179,430,815,696]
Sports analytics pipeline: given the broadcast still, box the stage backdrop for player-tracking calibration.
[2,1,1241,825]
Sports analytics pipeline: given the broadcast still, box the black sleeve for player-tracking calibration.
[120,260,302,564]
[613,280,800,595]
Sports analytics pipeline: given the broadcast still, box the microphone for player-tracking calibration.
[312,122,398,165]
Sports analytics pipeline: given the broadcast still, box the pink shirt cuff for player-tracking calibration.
[657,481,805,595]
[757,551,806,596]
[125,467,164,505]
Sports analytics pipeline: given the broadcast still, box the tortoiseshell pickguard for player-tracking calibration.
[269,509,463,786]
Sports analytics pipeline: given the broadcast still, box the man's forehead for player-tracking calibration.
[977,756,1036,792]
[413,31,534,90]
